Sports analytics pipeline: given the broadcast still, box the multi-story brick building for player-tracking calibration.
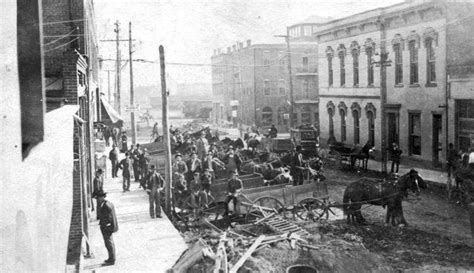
[211,40,318,133]
[314,0,474,168]
[42,0,99,265]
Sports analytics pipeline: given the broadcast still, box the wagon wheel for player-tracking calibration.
[295,198,329,221]
[245,196,286,224]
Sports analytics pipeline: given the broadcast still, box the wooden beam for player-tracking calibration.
[230,235,265,273]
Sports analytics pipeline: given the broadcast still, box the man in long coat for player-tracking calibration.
[94,190,118,265]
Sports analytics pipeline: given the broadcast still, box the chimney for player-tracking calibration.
[239,42,243,49]
[247,39,251,47]
[227,47,231,54]
[232,45,237,51]
[218,48,221,54]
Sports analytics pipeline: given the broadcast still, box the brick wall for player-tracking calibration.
[66,159,83,265]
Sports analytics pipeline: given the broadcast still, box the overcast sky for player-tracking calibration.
[95,0,403,88]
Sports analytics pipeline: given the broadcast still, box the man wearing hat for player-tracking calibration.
[172,153,188,176]
[223,146,242,176]
[109,144,119,178]
[223,170,243,217]
[146,165,164,218]
[292,145,305,186]
[118,152,132,192]
[200,168,214,206]
[196,131,209,161]
[93,169,104,194]
[94,190,118,265]
[187,152,202,181]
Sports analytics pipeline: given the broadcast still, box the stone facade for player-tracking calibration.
[211,41,318,133]
[315,0,474,167]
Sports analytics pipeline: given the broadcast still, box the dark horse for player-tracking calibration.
[343,169,427,226]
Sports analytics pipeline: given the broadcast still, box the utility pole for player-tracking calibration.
[378,20,390,174]
[275,29,294,129]
[129,22,136,144]
[114,20,121,114]
[160,45,172,214]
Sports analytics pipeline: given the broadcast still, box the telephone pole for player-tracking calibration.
[160,45,172,214]
[275,28,294,129]
[114,20,121,114]
[129,22,136,144]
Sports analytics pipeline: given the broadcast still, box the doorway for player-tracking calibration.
[387,113,399,146]
[432,114,442,167]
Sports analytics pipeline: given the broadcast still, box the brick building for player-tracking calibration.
[314,0,474,168]
[42,0,99,265]
[211,40,318,133]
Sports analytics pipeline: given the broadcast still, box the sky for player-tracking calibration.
[95,0,404,88]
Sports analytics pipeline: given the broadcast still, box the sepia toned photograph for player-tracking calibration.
[1,0,474,272]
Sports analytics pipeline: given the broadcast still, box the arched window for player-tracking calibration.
[351,102,361,145]
[365,38,375,86]
[350,41,360,86]
[337,44,346,86]
[326,46,334,86]
[367,111,375,146]
[425,37,436,84]
[328,108,334,137]
[339,108,346,142]
[407,31,420,84]
[262,107,273,126]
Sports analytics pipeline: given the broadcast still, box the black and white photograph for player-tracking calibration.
[1,0,474,272]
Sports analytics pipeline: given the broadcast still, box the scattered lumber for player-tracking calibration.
[172,239,211,273]
[229,235,266,273]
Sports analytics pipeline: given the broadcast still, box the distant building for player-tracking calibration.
[211,40,319,133]
[314,0,474,167]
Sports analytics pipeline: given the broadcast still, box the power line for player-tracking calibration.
[43,18,87,25]
[44,37,79,52]
[43,28,76,46]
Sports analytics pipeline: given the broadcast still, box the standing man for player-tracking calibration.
[132,144,142,182]
[146,165,164,219]
[292,145,305,186]
[93,169,104,195]
[223,170,243,217]
[269,124,278,138]
[118,152,132,192]
[139,149,150,189]
[172,153,188,178]
[109,144,119,178]
[196,132,209,161]
[121,132,128,153]
[94,190,118,266]
[223,146,242,176]
[389,142,402,174]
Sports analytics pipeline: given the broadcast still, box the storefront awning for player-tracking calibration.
[100,96,123,127]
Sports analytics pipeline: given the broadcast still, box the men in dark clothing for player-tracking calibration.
[146,165,164,218]
[223,170,243,216]
[94,190,118,266]
[132,144,141,182]
[447,143,459,179]
[139,150,150,189]
[200,169,213,206]
[93,169,104,195]
[292,145,305,186]
[389,142,402,173]
[118,152,132,192]
[121,132,128,153]
[109,145,119,178]
[223,146,242,176]
[269,124,278,138]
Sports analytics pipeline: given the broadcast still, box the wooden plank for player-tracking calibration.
[229,235,266,273]
[172,239,210,273]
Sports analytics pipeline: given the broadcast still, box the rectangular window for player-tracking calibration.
[264,80,270,96]
[302,79,309,98]
[302,57,308,71]
[353,54,359,86]
[353,111,360,145]
[339,52,345,86]
[409,113,421,155]
[340,109,346,142]
[426,39,436,83]
[367,48,374,86]
[328,57,333,86]
[263,50,270,68]
[409,41,418,84]
[394,43,403,85]
[279,79,286,95]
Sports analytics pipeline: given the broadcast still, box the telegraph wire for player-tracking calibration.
[44,37,79,52]
[43,28,76,46]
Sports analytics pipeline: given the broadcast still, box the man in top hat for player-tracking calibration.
[109,144,119,178]
[93,190,118,266]
[146,165,164,218]
[93,169,104,196]
[223,170,243,217]
[389,142,402,174]
[120,132,128,153]
[118,152,132,192]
